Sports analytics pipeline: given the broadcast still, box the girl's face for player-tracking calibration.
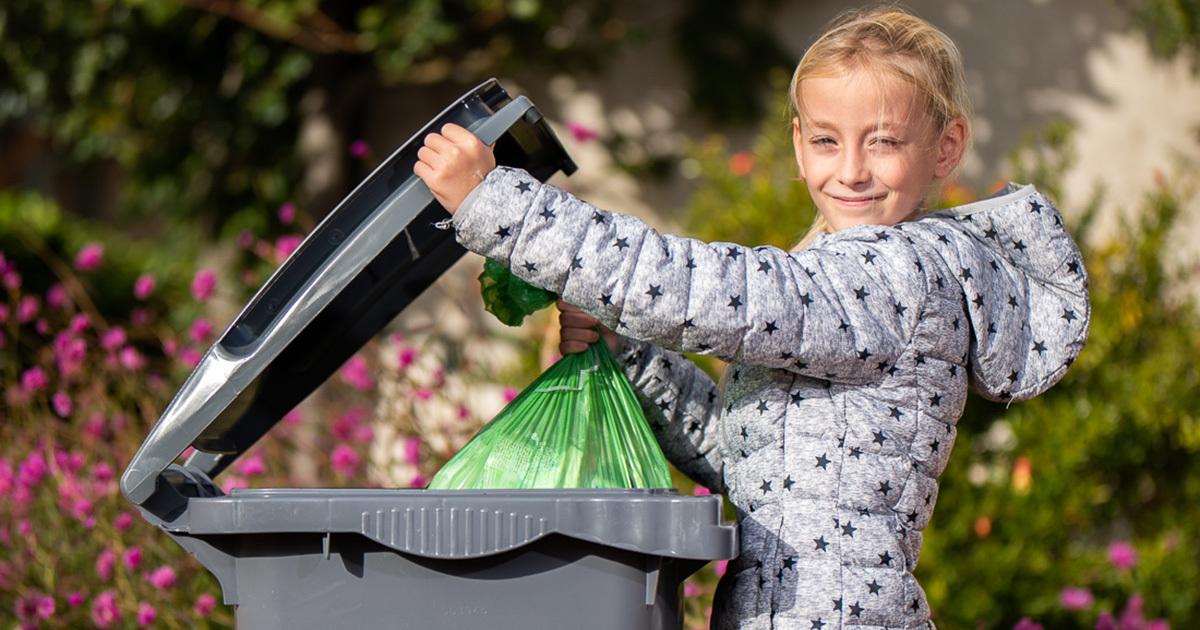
[793,68,966,232]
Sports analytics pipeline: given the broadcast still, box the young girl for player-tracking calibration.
[415,6,1089,628]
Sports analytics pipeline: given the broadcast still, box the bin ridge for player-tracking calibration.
[357,505,550,559]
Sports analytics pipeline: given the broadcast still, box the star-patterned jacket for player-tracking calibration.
[450,166,1090,629]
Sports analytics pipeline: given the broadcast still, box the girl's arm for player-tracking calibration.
[452,166,926,385]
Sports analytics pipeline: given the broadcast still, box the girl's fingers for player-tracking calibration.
[416,146,441,165]
[560,327,600,344]
[423,132,455,154]
[440,123,480,148]
[560,310,601,329]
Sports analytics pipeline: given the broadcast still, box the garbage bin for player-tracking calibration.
[120,79,737,630]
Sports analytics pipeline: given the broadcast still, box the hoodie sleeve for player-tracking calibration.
[452,167,928,385]
[613,337,726,494]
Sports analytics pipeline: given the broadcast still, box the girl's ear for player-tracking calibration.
[934,117,968,179]
[792,117,806,180]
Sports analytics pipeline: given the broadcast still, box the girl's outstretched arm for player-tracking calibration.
[452,166,927,386]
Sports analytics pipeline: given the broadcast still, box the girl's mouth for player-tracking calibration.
[830,194,885,207]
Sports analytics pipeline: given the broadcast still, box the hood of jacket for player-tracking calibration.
[916,183,1090,402]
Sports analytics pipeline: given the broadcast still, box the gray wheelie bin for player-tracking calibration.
[120,79,737,630]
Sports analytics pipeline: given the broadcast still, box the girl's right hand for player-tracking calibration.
[557,298,618,355]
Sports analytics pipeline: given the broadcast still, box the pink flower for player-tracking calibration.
[237,229,256,249]
[1108,541,1137,570]
[194,593,217,617]
[0,458,13,496]
[693,485,711,496]
[3,270,20,290]
[409,473,427,488]
[404,437,421,465]
[133,274,156,300]
[52,390,72,417]
[415,388,433,401]
[684,580,702,598]
[93,462,114,483]
[96,548,116,581]
[17,295,39,323]
[122,546,142,571]
[397,346,417,369]
[1119,593,1145,628]
[0,303,7,323]
[1012,618,1043,630]
[100,327,126,351]
[567,121,599,142]
[1146,621,1171,630]
[236,452,266,477]
[16,593,55,622]
[1059,586,1094,610]
[331,444,361,477]
[147,565,177,589]
[332,407,367,441]
[84,414,107,441]
[17,520,32,536]
[114,512,134,531]
[17,452,48,487]
[278,201,296,225]
[283,409,303,427]
[714,559,728,576]
[131,307,150,327]
[222,475,249,492]
[191,269,216,302]
[54,332,87,379]
[90,590,119,627]
[179,348,202,368]
[189,318,214,344]
[75,242,104,271]
[349,139,371,159]
[20,367,48,394]
[67,592,85,607]
[274,234,304,262]
[339,355,374,391]
[46,283,68,310]
[69,313,90,334]
[136,601,156,627]
[1095,612,1117,630]
[35,317,50,334]
[352,424,374,444]
[119,346,146,371]
[503,387,518,403]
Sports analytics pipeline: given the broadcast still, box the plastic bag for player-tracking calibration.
[478,258,556,326]
[429,314,672,488]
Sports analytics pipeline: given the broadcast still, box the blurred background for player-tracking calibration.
[2,1,1198,628]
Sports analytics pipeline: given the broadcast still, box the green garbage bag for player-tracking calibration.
[428,263,672,489]
[478,258,556,326]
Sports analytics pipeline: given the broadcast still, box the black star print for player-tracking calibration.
[867,579,882,595]
[591,211,606,224]
[1033,340,1047,355]
[952,317,961,330]
[800,292,813,306]
[790,391,805,406]
[740,426,748,440]
[987,322,997,334]
[910,598,921,612]
[876,230,891,241]
[839,320,851,331]
[991,259,1001,272]
[1062,308,1078,322]
[811,619,825,630]
[973,294,985,308]
[930,439,940,453]
[815,453,830,470]
[879,551,894,566]
[683,318,695,328]
[877,480,892,495]
[887,365,899,376]
[1013,239,1027,252]
[961,267,973,281]
[515,181,532,193]
[685,257,696,270]
[758,575,766,589]
[570,256,583,270]
[854,286,870,301]
[803,266,817,278]
[889,406,903,420]
[495,225,511,239]
[646,284,662,299]
[688,421,701,433]
[780,351,794,361]
[857,348,872,361]
[522,261,537,273]
[599,294,613,306]
[707,389,717,404]
[849,601,863,617]
[1029,199,1043,214]
[983,227,998,240]
[935,276,945,289]
[849,447,863,459]
[841,520,856,537]
[613,237,629,250]
[894,302,908,316]
[948,365,958,376]
[728,295,742,310]
[876,360,890,373]
[783,475,795,490]
[760,479,773,494]
[924,493,933,506]
[726,247,741,260]
[832,597,842,611]
[815,536,829,552]
[763,321,778,335]
[657,400,670,413]
[862,251,877,265]
[539,207,555,220]
[937,233,950,245]
[1067,259,1081,274]
[873,430,887,446]
[783,556,797,570]
[1009,370,1019,383]
[757,259,771,273]
[906,510,918,524]
[756,400,769,414]
[929,393,942,406]
[1008,295,1019,308]
[915,354,926,365]
[697,342,712,351]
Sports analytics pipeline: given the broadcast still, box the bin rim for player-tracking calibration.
[121,79,577,516]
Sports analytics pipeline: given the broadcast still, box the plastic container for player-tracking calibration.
[120,79,737,630]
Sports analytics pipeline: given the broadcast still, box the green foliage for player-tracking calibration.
[1137,0,1200,69]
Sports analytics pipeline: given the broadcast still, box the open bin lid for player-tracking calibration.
[121,79,576,515]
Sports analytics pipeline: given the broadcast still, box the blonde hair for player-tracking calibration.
[789,4,972,250]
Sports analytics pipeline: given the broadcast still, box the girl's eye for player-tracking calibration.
[872,137,902,148]
[810,137,836,147]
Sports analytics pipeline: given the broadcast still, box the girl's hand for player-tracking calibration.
[413,123,496,214]
[558,298,618,355]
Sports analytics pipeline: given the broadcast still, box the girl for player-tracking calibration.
[415,6,1089,628]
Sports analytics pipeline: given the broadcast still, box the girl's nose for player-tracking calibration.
[837,147,870,186]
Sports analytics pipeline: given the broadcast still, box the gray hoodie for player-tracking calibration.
[452,167,1089,629]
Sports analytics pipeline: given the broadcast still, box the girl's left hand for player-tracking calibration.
[413,123,496,214]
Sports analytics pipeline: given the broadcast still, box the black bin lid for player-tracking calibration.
[122,79,576,509]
